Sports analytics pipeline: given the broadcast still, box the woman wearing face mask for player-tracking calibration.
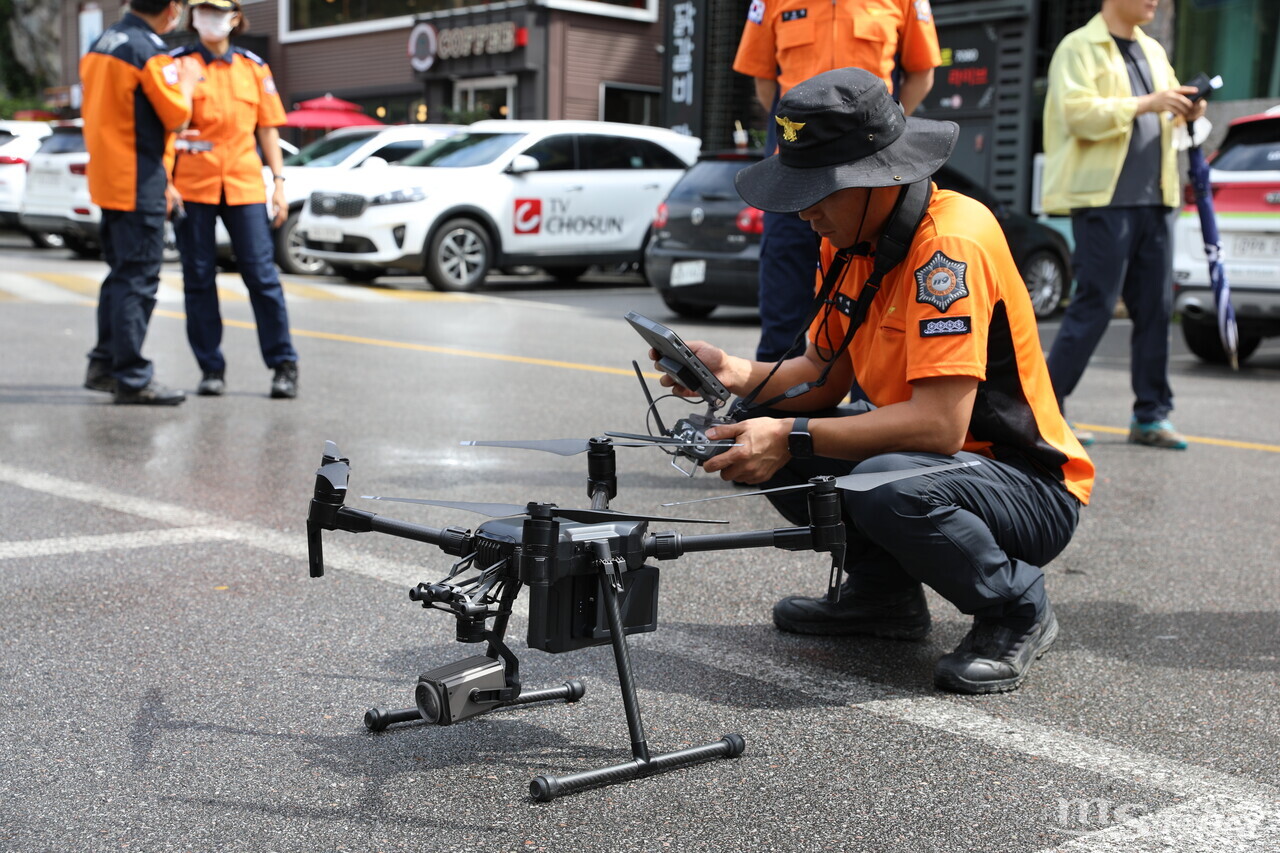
[170,0,299,399]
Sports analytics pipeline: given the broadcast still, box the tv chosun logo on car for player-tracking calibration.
[514,199,542,234]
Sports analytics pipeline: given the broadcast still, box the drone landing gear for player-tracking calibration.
[529,564,745,802]
[363,678,587,732]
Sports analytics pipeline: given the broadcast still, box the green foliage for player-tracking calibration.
[439,107,496,126]
[0,95,49,119]
[0,0,40,97]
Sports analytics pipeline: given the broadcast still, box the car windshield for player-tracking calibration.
[667,159,756,202]
[1213,121,1280,172]
[400,133,523,168]
[35,129,86,155]
[0,131,15,148]
[285,131,379,167]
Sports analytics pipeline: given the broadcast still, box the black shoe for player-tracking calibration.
[773,584,931,639]
[270,361,297,399]
[933,603,1058,695]
[84,360,116,393]
[113,380,186,406]
[197,371,226,396]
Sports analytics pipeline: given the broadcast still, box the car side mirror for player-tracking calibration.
[359,156,389,169]
[507,154,540,175]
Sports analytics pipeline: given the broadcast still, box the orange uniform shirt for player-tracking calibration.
[810,188,1094,504]
[80,13,192,213]
[169,45,287,206]
[734,0,942,95]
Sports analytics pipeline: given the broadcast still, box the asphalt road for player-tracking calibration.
[2,231,1279,852]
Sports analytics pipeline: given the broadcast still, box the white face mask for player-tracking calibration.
[192,7,236,42]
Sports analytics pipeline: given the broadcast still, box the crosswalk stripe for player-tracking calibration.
[0,272,96,303]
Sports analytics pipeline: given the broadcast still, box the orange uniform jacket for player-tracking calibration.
[734,0,941,95]
[79,12,192,214]
[169,45,287,206]
[810,188,1095,505]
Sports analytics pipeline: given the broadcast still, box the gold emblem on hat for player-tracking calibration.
[775,115,805,142]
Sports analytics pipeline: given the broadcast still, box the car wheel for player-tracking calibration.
[1181,319,1262,366]
[544,265,589,283]
[330,264,381,283]
[1020,249,1067,318]
[661,293,715,319]
[424,218,492,293]
[276,209,332,276]
[28,231,65,250]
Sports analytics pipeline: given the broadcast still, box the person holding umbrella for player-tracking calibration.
[1041,0,1205,449]
[170,0,299,399]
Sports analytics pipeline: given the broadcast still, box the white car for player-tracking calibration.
[0,120,52,242]
[297,120,701,291]
[220,123,459,275]
[1172,108,1280,365]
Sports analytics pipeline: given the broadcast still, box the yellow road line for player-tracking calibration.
[281,281,345,301]
[28,272,101,297]
[152,308,650,378]
[1074,423,1280,453]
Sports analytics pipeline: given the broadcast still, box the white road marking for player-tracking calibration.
[1,459,1275,849]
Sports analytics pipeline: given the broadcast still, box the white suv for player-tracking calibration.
[297,120,701,291]
[248,123,459,275]
[0,120,52,242]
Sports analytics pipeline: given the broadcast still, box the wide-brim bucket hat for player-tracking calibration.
[736,67,958,213]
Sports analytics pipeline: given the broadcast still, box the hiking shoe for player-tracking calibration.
[773,584,931,640]
[113,380,186,406]
[934,603,1058,695]
[1128,418,1188,450]
[84,360,116,393]
[1068,422,1095,447]
[270,361,298,399]
[197,371,225,396]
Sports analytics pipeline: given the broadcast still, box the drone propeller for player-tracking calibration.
[461,435,737,457]
[662,459,982,506]
[362,495,728,525]
[315,441,350,492]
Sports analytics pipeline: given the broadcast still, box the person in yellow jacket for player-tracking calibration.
[81,0,199,405]
[1041,0,1204,449]
[170,0,298,399]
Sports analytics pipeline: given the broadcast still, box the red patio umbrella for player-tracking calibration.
[292,94,365,113]
[283,109,385,130]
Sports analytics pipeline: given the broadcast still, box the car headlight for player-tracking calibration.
[369,187,427,206]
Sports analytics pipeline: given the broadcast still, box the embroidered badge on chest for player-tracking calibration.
[914,250,969,312]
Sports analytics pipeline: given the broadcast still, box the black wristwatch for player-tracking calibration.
[788,417,814,459]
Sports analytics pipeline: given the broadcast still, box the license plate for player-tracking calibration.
[306,226,343,243]
[669,259,706,287]
[1230,233,1280,259]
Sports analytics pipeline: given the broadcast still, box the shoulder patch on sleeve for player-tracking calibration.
[263,76,278,95]
[914,250,969,312]
[914,0,933,22]
[162,62,180,87]
[919,316,971,337]
[747,0,766,25]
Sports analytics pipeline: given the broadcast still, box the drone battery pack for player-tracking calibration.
[526,565,660,654]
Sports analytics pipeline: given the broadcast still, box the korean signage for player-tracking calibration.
[922,22,998,114]
[662,0,705,137]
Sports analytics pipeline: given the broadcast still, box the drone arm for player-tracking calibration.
[309,501,472,553]
[643,527,815,561]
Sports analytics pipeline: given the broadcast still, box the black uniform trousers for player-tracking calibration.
[89,209,167,392]
[754,405,1080,624]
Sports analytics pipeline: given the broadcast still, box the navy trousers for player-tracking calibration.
[756,211,821,362]
[89,209,167,392]
[175,200,297,374]
[1047,206,1176,423]
[755,406,1080,624]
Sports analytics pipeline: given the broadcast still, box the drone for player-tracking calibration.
[305,432,977,801]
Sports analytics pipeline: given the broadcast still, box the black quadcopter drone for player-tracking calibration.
[304,314,978,801]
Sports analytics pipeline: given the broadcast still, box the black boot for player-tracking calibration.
[84,360,116,393]
[773,583,931,640]
[270,361,298,399]
[934,603,1058,695]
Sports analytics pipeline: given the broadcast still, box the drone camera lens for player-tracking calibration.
[415,680,445,724]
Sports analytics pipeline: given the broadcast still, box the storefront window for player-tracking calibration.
[1175,0,1279,101]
